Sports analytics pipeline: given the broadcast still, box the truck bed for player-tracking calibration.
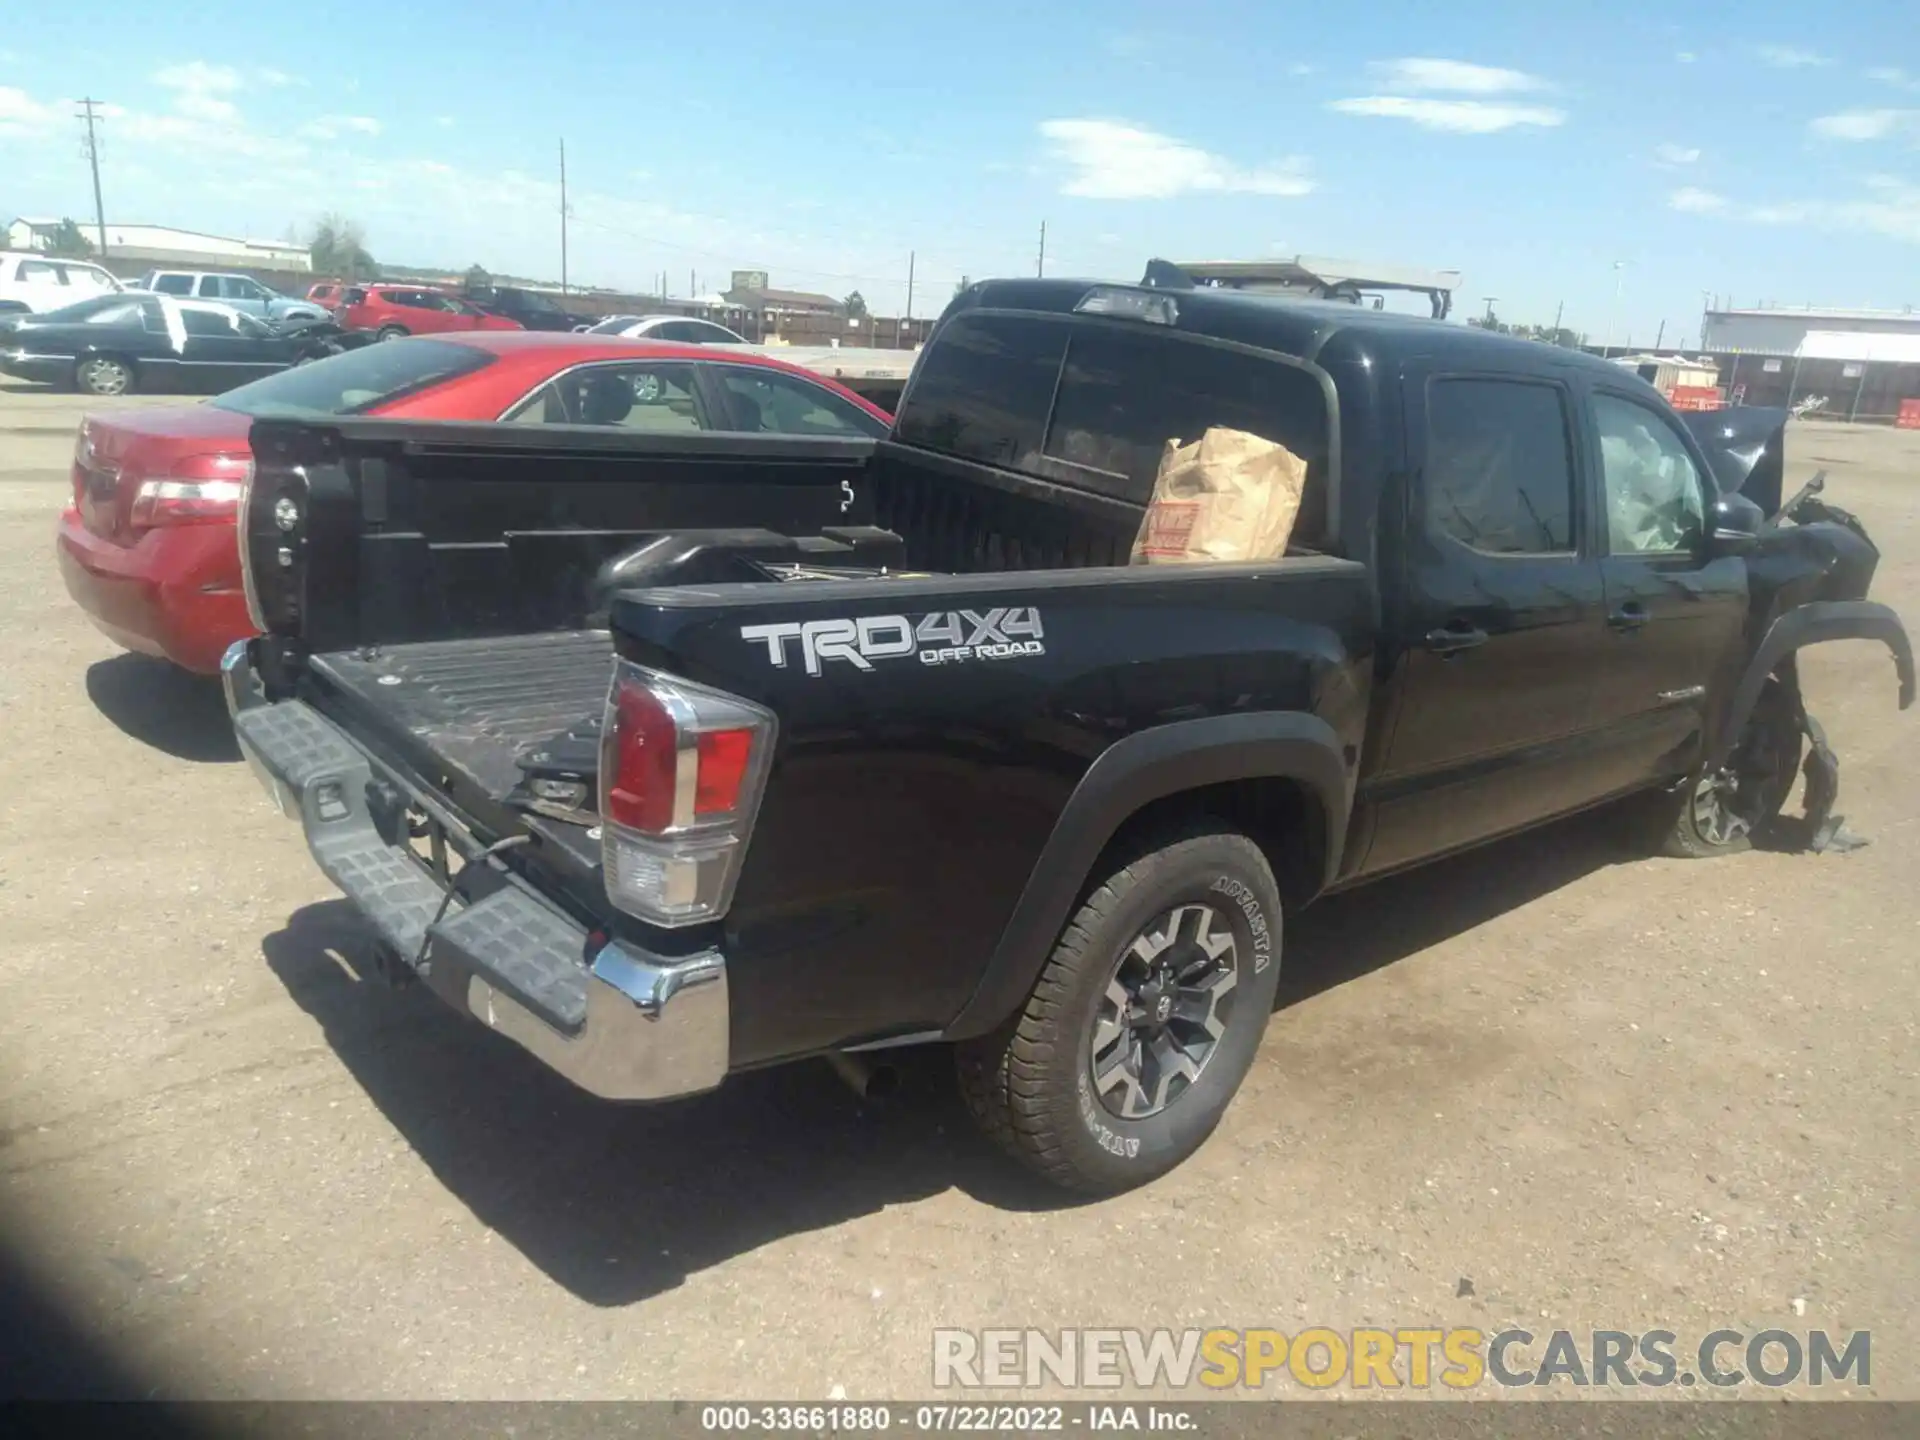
[307,630,614,806]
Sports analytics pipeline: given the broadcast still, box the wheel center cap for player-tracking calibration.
[1152,993,1173,1024]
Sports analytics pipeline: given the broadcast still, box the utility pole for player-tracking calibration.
[558,138,569,295]
[1481,296,1500,326]
[1654,319,1666,351]
[1037,220,1047,278]
[905,250,915,323]
[1604,260,1626,356]
[690,269,695,298]
[1552,299,1565,335]
[76,98,109,257]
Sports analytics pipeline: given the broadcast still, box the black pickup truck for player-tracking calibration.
[223,274,1913,1194]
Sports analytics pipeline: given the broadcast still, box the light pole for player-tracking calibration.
[1480,296,1500,327]
[1603,261,1626,356]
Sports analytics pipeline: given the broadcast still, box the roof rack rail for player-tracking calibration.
[1140,256,1461,320]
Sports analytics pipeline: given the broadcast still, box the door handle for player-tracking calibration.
[1608,603,1649,632]
[1423,622,1489,656]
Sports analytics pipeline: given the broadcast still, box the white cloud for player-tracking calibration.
[1654,143,1701,166]
[1676,51,1698,64]
[1811,109,1915,140]
[1669,187,1728,213]
[1039,118,1313,199]
[301,113,382,140]
[150,60,247,122]
[153,60,242,93]
[435,115,455,128]
[256,67,298,87]
[1669,176,1920,245]
[0,84,59,136]
[1328,96,1565,132]
[1756,44,1831,68]
[1866,66,1920,91]
[1367,57,1547,94]
[1288,63,1315,77]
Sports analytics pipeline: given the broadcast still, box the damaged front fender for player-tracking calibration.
[1713,600,1916,773]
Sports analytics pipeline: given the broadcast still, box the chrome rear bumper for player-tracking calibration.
[221,639,729,1101]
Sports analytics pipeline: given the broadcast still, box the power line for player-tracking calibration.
[558,137,569,296]
[76,98,108,257]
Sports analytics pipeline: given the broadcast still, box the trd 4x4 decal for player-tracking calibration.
[741,607,1045,676]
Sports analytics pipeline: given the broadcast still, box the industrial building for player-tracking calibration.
[1703,305,1920,424]
[3,219,310,273]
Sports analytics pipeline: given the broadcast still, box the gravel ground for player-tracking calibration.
[0,390,1913,1402]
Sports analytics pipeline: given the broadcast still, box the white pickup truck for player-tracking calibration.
[0,251,125,315]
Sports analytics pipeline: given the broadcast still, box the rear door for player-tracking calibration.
[1362,368,1610,873]
[711,365,889,437]
[1580,384,1748,792]
[16,259,69,310]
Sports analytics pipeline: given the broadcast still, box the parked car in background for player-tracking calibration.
[55,331,892,672]
[582,314,749,344]
[0,294,360,396]
[467,284,593,331]
[306,280,348,310]
[338,284,523,340]
[139,271,328,323]
[0,252,125,314]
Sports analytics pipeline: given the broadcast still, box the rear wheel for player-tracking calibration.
[75,354,135,396]
[376,325,408,342]
[957,824,1283,1195]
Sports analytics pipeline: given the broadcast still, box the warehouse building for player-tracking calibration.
[1703,306,1920,424]
[4,219,309,273]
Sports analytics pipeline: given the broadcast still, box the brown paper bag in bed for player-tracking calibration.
[1129,426,1308,565]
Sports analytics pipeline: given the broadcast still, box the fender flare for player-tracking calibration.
[943,711,1353,1040]
[1711,600,1914,770]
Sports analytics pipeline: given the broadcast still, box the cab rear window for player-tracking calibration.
[896,312,1331,511]
[210,339,494,418]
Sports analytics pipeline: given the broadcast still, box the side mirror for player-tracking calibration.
[1707,491,1765,557]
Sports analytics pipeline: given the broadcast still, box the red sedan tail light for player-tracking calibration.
[128,452,253,531]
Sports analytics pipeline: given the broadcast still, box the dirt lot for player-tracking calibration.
[0,387,1914,1401]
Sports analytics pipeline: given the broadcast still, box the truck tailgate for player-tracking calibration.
[307,630,613,804]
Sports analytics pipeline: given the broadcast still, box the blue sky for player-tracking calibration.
[2,0,1918,342]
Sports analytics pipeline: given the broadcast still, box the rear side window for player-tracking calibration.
[209,339,494,418]
[893,314,1066,469]
[343,287,368,305]
[153,274,193,295]
[1423,378,1576,555]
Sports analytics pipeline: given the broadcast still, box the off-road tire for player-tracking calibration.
[956,824,1283,1195]
[1641,677,1804,858]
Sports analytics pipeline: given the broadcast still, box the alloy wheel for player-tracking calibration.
[80,358,129,395]
[1088,903,1240,1120]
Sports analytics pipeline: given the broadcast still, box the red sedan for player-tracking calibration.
[337,284,523,340]
[56,332,895,673]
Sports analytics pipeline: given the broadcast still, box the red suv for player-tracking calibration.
[339,284,522,340]
[305,280,346,310]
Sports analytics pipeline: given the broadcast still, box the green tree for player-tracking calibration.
[843,290,869,319]
[953,275,972,297]
[463,263,492,292]
[309,214,377,281]
[44,218,95,259]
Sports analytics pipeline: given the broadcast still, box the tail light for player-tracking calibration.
[128,452,253,531]
[598,661,776,928]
